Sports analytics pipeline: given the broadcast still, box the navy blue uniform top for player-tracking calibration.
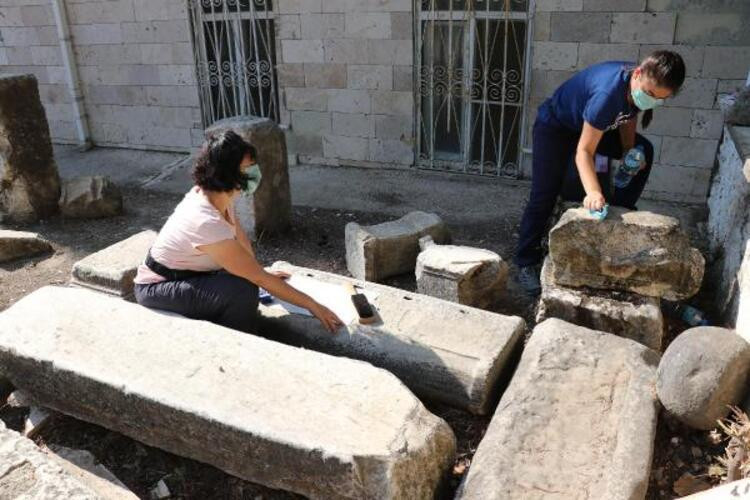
[537,61,638,133]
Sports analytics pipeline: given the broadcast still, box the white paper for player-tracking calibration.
[266,276,378,325]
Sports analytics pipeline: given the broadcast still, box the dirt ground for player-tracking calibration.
[0,184,723,499]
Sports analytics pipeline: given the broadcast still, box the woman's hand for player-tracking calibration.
[310,303,344,334]
[271,270,291,280]
[583,191,606,211]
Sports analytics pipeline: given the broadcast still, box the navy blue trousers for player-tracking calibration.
[514,119,654,268]
[134,272,259,333]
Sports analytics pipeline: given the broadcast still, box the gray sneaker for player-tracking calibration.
[518,265,541,297]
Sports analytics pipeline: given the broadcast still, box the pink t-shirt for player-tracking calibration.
[134,187,237,285]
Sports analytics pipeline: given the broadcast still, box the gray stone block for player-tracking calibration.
[665,77,718,110]
[59,176,123,219]
[610,12,676,44]
[323,39,369,64]
[658,327,750,430]
[332,112,372,138]
[0,230,52,264]
[276,63,305,87]
[583,0,645,10]
[300,13,344,39]
[0,419,133,499]
[285,87,328,111]
[206,116,292,236]
[0,74,60,223]
[532,42,578,71]
[344,12,390,38]
[393,65,413,91]
[415,237,508,309]
[577,43,639,70]
[261,262,526,415]
[703,47,750,79]
[371,90,412,116]
[550,12,611,43]
[691,109,725,139]
[291,110,331,133]
[304,63,346,89]
[345,211,450,281]
[348,65,392,90]
[368,138,413,164]
[71,230,156,299]
[457,318,659,500]
[536,0,582,11]
[323,134,369,161]
[549,207,704,300]
[660,136,719,168]
[390,12,412,39]
[537,258,663,351]
[366,39,412,65]
[277,14,301,39]
[282,39,324,63]
[638,44,705,78]
[675,13,750,46]
[374,114,412,140]
[327,89,371,113]
[0,286,457,500]
[47,446,138,500]
[641,106,692,137]
[533,11,551,41]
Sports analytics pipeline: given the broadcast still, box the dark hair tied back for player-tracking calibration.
[638,50,685,130]
[192,130,257,192]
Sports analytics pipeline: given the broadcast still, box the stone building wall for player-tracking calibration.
[0,0,200,151]
[528,0,750,204]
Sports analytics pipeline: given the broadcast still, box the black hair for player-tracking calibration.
[638,50,686,129]
[192,130,257,192]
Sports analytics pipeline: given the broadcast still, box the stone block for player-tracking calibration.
[390,12,412,39]
[277,0,323,14]
[658,327,750,430]
[739,241,750,341]
[323,39,369,64]
[610,12,676,44]
[261,262,526,415]
[550,12,611,43]
[691,109,724,139]
[277,14,301,39]
[366,39,412,65]
[345,211,450,281]
[456,319,659,500]
[0,286,456,499]
[291,110,331,134]
[282,39,324,64]
[675,13,750,46]
[665,77,718,109]
[641,106,692,137]
[300,13,344,39]
[59,176,123,219]
[639,44,704,78]
[642,163,713,203]
[121,21,189,44]
[577,43,639,70]
[0,74,60,223]
[393,65,413,91]
[0,419,133,499]
[371,90,412,116]
[535,0,582,11]
[727,86,750,127]
[415,237,508,309]
[583,0,645,10]
[703,47,750,79]
[332,112,372,138]
[285,87,328,111]
[0,230,52,264]
[537,258,663,351]
[323,134,369,161]
[345,12,391,38]
[304,63,346,89]
[368,138,413,164]
[47,446,138,500]
[549,207,704,300]
[71,230,156,298]
[533,11,550,41]
[532,42,578,71]
[660,136,719,169]
[327,89,371,113]
[206,116,292,236]
[276,63,305,87]
[681,478,750,500]
[348,65,392,90]
[374,114,412,140]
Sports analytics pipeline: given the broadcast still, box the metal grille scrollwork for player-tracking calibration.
[416,0,531,177]
[189,0,279,126]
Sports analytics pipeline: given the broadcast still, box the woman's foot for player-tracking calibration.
[517,265,542,297]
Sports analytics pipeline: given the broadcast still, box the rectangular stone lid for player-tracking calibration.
[0,286,432,458]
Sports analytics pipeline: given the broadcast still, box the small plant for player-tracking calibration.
[708,406,750,482]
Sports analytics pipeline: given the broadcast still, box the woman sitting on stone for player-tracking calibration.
[133,130,342,334]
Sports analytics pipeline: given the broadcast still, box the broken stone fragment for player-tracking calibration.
[46,445,139,500]
[657,326,750,430]
[415,236,508,308]
[345,211,451,281]
[457,319,659,500]
[549,206,704,300]
[537,258,663,351]
[59,175,123,219]
[0,74,60,223]
[0,229,52,263]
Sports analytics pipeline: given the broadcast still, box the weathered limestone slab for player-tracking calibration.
[71,230,156,298]
[738,240,750,341]
[0,74,60,223]
[0,286,456,499]
[60,176,123,219]
[537,258,664,351]
[46,446,138,500]
[0,229,52,264]
[549,207,704,300]
[260,262,526,415]
[345,211,451,281]
[682,478,750,499]
[206,116,291,237]
[0,419,120,499]
[457,319,660,500]
[415,236,508,308]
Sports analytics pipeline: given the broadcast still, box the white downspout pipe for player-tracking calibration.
[51,0,92,150]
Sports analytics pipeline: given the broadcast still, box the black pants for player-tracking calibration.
[514,119,654,268]
[134,272,259,333]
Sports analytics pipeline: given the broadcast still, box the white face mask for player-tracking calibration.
[241,164,262,194]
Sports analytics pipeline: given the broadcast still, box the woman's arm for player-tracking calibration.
[198,239,343,333]
[576,122,606,211]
